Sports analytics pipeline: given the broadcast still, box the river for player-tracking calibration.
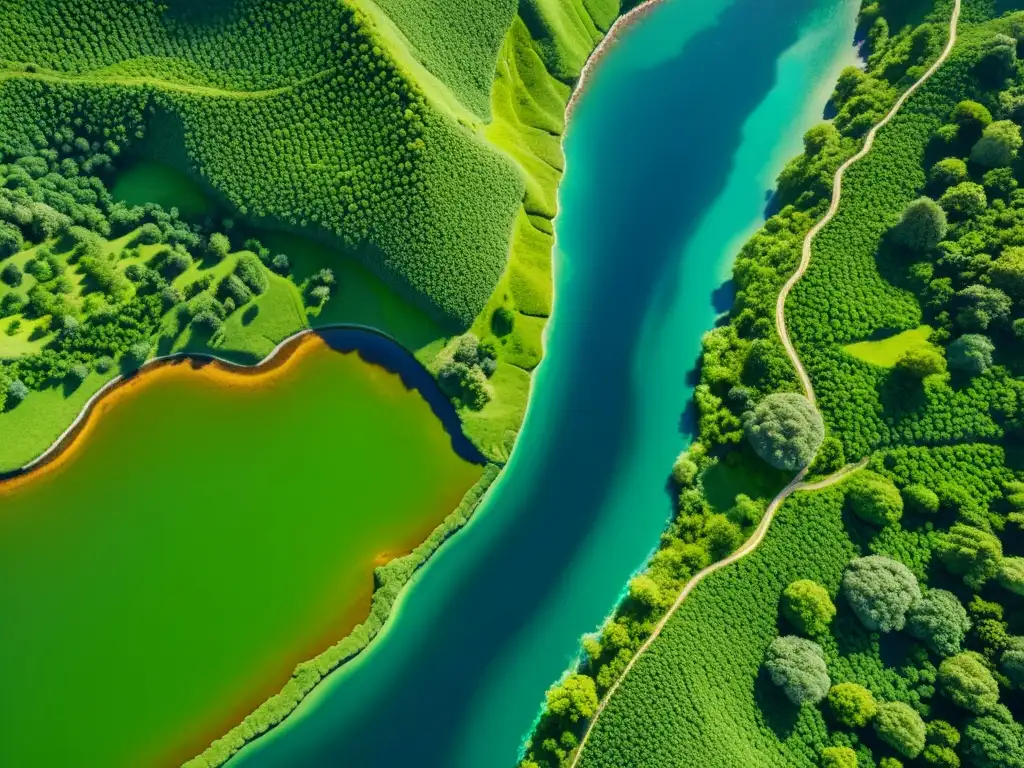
[228,0,860,766]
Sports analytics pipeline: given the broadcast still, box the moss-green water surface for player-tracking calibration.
[0,335,481,767]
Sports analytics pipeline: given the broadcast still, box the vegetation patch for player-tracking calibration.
[844,324,937,366]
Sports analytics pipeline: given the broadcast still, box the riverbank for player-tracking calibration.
[222,2,871,767]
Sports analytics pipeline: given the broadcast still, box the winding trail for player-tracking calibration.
[568,2,960,765]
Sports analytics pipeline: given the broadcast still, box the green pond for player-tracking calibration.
[0,333,481,767]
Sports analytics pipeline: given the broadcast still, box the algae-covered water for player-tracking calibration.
[0,332,480,767]
[228,1,860,766]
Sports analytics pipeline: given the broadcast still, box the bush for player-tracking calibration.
[893,197,947,252]
[270,253,290,274]
[948,334,994,375]
[820,746,857,768]
[956,285,1012,331]
[827,682,877,728]
[842,555,921,632]
[908,589,970,657]
[874,701,926,759]
[763,635,830,705]
[939,652,1000,714]
[7,377,29,405]
[847,471,904,526]
[126,340,151,364]
[902,484,939,515]
[744,393,825,471]
[135,222,163,245]
[781,580,836,636]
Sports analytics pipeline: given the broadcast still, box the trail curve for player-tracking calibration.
[568,2,960,764]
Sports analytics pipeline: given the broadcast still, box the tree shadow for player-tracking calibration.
[241,304,259,326]
[754,666,802,739]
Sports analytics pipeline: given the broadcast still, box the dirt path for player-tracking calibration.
[568,2,960,764]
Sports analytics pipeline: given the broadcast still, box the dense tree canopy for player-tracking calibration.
[874,701,927,759]
[907,589,970,657]
[938,652,1000,714]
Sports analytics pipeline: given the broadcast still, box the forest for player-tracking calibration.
[521,1,1024,767]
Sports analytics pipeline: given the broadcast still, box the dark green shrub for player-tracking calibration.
[893,197,947,252]
[908,589,970,657]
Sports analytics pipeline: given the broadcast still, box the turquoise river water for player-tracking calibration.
[230,0,860,765]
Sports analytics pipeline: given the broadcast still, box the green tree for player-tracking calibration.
[763,635,830,705]
[1000,638,1024,688]
[971,120,1023,167]
[908,589,970,657]
[949,334,995,375]
[842,555,921,632]
[781,579,836,636]
[827,681,877,727]
[893,197,948,252]
[962,709,1024,768]
[820,746,857,768]
[940,182,987,219]
[847,471,904,526]
[0,221,24,258]
[990,247,1024,299]
[874,701,927,758]
[929,158,969,190]
[997,557,1024,597]
[545,674,597,724]
[956,285,1012,331]
[937,524,1003,589]
[952,100,993,132]
[744,393,825,471]
[939,652,1000,714]
[1,262,23,287]
[897,346,947,378]
[902,484,940,515]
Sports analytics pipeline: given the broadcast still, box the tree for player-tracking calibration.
[763,635,830,705]
[893,197,947,252]
[874,701,927,758]
[949,335,995,375]
[990,247,1024,299]
[827,681,877,727]
[902,484,940,515]
[545,674,597,724]
[628,574,661,608]
[956,285,1012,331]
[939,652,1000,715]
[744,393,825,471]
[997,557,1024,596]
[962,709,1024,768]
[842,556,921,632]
[847,471,904,526]
[929,158,969,190]
[940,182,987,219]
[781,580,836,636]
[937,524,1003,589]
[908,590,970,657]
[208,232,231,260]
[971,120,1023,167]
[820,746,857,768]
[135,222,163,245]
[1000,638,1024,688]
[0,221,24,258]
[492,306,515,335]
[952,100,993,132]
[897,346,947,379]
[126,340,151,365]
[7,378,28,405]
[1,262,23,287]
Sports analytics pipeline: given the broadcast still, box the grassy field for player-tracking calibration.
[843,325,936,367]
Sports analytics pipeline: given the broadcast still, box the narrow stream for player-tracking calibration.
[229,0,860,765]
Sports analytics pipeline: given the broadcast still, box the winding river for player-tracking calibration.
[228,0,861,766]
